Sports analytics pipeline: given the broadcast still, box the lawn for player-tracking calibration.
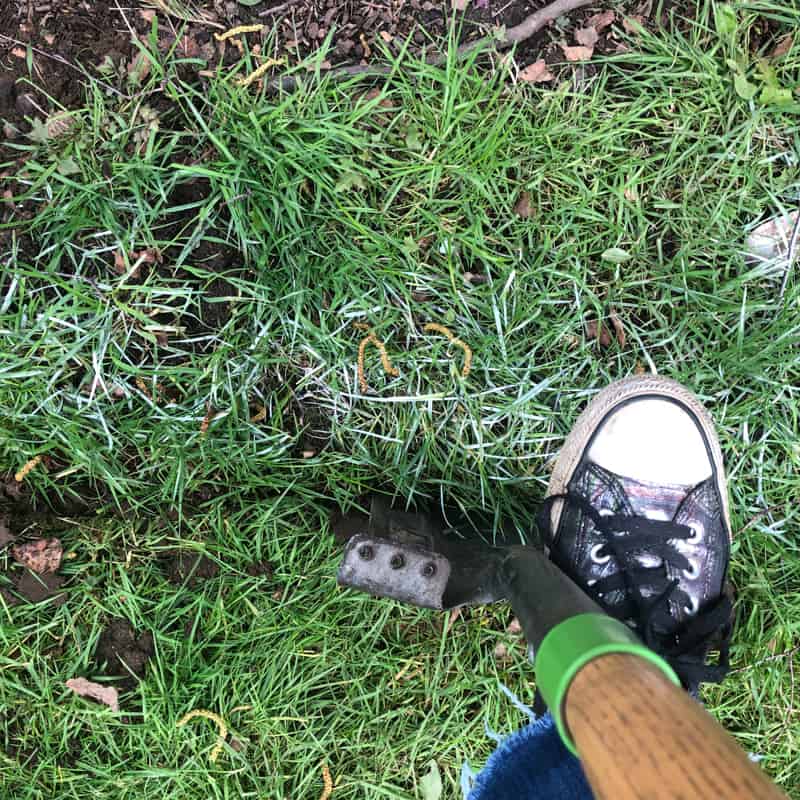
[2,3,800,798]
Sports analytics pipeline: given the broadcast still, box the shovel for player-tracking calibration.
[336,497,786,800]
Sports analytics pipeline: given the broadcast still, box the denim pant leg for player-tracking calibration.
[467,713,594,800]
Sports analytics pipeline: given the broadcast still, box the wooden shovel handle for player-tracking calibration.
[565,653,787,800]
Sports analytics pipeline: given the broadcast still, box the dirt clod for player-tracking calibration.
[165,551,219,586]
[0,514,13,549]
[245,561,274,578]
[14,571,67,605]
[95,619,154,683]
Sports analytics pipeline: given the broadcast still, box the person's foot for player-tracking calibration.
[538,376,734,693]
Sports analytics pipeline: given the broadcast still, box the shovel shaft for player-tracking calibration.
[565,653,787,800]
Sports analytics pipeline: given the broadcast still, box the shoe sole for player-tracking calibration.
[546,375,732,543]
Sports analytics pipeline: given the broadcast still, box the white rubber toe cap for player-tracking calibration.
[588,398,712,487]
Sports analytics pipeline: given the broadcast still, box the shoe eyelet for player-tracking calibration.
[590,544,611,565]
[683,560,700,580]
[684,596,700,615]
[687,526,702,544]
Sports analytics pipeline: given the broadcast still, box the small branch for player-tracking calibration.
[267,0,596,92]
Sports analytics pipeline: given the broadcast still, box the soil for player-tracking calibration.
[0,0,662,145]
[245,559,274,577]
[0,512,12,548]
[94,618,154,684]
[0,569,66,605]
[163,549,220,585]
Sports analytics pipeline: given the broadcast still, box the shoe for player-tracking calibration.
[538,376,734,693]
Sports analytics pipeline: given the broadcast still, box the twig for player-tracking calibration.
[259,0,301,16]
[729,645,800,675]
[267,0,595,92]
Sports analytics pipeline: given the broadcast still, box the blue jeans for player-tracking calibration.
[466,713,593,800]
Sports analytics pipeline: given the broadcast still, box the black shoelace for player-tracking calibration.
[538,492,733,693]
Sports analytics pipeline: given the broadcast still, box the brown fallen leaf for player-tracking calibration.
[379,31,393,43]
[586,9,615,31]
[562,45,594,61]
[772,34,793,59]
[519,59,554,83]
[444,607,462,636]
[585,318,612,347]
[113,250,126,274]
[514,190,534,218]
[12,538,63,574]
[131,247,162,265]
[494,642,512,663]
[574,27,599,48]
[507,617,522,635]
[609,310,626,347]
[66,677,119,712]
[622,15,647,34]
[46,113,76,140]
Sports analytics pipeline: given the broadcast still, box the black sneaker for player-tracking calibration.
[538,376,734,693]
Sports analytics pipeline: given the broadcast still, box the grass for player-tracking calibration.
[2,2,800,797]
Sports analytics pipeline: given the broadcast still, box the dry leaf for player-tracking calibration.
[634,360,646,375]
[772,34,793,59]
[609,311,626,347]
[452,0,469,9]
[12,538,63,574]
[622,15,647,34]
[746,210,800,264]
[507,617,522,635]
[562,45,594,61]
[66,678,119,712]
[586,9,615,31]
[575,27,599,48]
[514,191,534,218]
[585,318,612,347]
[444,607,462,636]
[113,250,126,274]
[624,185,638,202]
[132,247,162,265]
[379,31,393,43]
[519,59,554,83]
[46,113,76,139]
[494,642,512,663]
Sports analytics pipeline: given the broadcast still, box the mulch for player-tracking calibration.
[0,0,656,142]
